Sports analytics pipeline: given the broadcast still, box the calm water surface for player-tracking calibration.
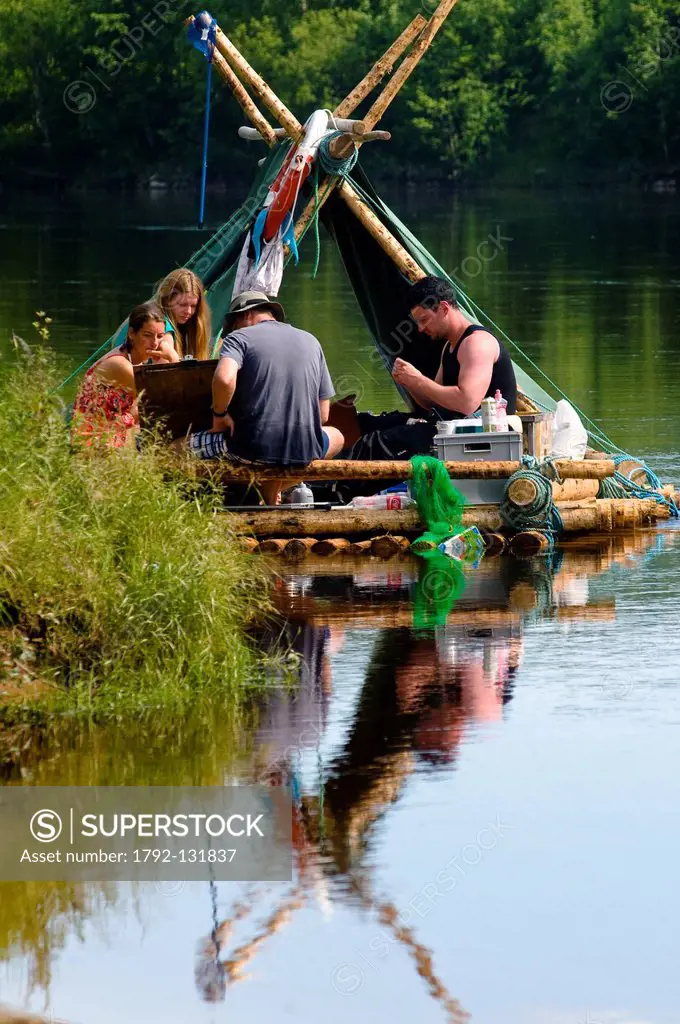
[1,187,679,1023]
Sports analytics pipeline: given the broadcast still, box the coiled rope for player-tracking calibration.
[500,462,564,542]
[598,455,679,516]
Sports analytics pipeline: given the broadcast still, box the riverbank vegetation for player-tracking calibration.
[0,0,677,188]
[0,346,271,717]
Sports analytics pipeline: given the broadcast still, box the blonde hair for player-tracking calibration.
[154,268,211,360]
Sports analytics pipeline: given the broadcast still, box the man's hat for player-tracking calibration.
[226,290,286,326]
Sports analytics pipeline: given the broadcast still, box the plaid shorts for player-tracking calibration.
[188,431,258,465]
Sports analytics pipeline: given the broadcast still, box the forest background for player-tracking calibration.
[1,0,678,188]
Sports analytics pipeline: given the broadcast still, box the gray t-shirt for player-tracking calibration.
[219,320,335,464]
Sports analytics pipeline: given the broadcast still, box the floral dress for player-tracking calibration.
[72,349,136,448]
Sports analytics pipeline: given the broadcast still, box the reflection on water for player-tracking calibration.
[2,528,680,1023]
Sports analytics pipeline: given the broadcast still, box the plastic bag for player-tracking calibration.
[551,400,588,460]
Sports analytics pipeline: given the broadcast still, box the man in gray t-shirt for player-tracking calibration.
[194,292,343,502]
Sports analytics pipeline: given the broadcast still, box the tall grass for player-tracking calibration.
[0,348,271,715]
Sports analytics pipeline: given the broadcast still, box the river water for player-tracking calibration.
[1,186,680,1023]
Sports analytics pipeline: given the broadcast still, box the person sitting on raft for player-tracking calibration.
[155,267,212,360]
[392,276,518,421]
[186,291,344,505]
[72,301,179,448]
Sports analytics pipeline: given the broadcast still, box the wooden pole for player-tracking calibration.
[362,0,459,132]
[213,25,303,140]
[190,458,618,483]
[335,179,425,281]
[334,14,428,118]
[185,15,279,145]
[295,4,458,249]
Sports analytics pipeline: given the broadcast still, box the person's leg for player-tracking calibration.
[259,479,283,505]
[321,426,344,459]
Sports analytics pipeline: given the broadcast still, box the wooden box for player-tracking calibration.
[519,411,554,459]
[134,360,217,439]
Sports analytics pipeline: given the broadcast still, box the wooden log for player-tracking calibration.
[239,536,259,553]
[184,21,278,147]
[509,531,551,556]
[479,531,506,556]
[228,505,504,538]
[191,458,618,483]
[334,14,427,118]
[370,535,409,558]
[410,538,438,553]
[552,478,601,502]
[348,539,373,555]
[283,538,317,560]
[213,24,303,141]
[362,0,460,132]
[311,538,353,556]
[507,476,601,506]
[327,130,391,163]
[293,6,448,251]
[231,495,655,539]
[335,179,425,282]
[257,539,288,554]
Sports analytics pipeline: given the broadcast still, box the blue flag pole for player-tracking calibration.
[198,56,213,229]
[187,12,217,229]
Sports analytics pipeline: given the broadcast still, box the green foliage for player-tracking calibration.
[0,347,271,715]
[0,0,677,182]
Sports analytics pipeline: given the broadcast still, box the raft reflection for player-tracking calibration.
[1,529,676,1023]
[192,531,666,1017]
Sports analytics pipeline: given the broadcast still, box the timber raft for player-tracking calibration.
[184,455,680,559]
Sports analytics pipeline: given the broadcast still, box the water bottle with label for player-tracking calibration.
[349,493,415,510]
[481,397,497,432]
[438,526,486,566]
[494,390,508,432]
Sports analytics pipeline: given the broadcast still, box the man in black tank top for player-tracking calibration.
[392,276,517,419]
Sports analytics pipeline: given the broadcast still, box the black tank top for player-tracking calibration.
[436,324,517,418]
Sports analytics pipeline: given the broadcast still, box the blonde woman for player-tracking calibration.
[154,268,212,360]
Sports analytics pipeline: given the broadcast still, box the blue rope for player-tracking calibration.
[318,131,359,177]
[198,56,213,229]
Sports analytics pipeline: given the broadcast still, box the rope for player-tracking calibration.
[304,132,359,281]
[311,164,321,280]
[318,131,359,178]
[198,55,213,229]
[500,466,563,540]
[597,454,680,516]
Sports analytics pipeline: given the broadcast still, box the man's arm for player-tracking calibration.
[393,334,498,417]
[211,357,240,433]
[320,399,330,425]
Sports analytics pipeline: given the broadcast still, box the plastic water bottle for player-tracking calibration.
[494,390,508,432]
[438,526,486,566]
[289,483,314,506]
[481,397,497,432]
[349,494,415,510]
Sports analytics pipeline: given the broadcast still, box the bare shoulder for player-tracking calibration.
[458,330,500,363]
[95,353,135,389]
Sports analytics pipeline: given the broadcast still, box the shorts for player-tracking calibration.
[189,430,331,462]
[188,431,254,464]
